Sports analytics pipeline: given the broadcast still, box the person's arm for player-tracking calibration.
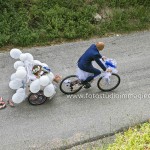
[94,54,107,71]
[102,56,107,61]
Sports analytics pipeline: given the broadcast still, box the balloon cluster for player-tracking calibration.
[9,48,56,104]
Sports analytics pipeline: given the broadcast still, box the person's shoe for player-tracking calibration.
[81,81,91,89]
[0,103,6,110]
[7,100,15,107]
[84,82,91,89]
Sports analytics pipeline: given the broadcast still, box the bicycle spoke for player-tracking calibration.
[60,75,83,94]
[28,91,47,105]
[98,74,120,91]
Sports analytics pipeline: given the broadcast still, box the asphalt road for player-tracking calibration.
[0,31,150,150]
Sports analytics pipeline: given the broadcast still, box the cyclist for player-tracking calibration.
[77,42,111,88]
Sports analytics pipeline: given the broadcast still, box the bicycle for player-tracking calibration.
[59,72,120,94]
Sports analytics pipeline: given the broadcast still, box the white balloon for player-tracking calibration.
[10,73,17,80]
[16,69,27,79]
[25,53,34,62]
[41,63,49,67]
[20,53,28,61]
[44,84,56,97]
[30,79,40,93]
[14,61,24,69]
[12,92,25,104]
[47,72,55,83]
[16,88,25,94]
[9,79,23,90]
[17,66,26,70]
[40,75,50,86]
[10,48,22,59]
[33,60,42,65]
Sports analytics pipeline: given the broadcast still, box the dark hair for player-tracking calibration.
[32,65,42,76]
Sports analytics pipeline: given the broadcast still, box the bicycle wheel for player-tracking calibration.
[97,73,120,92]
[28,90,47,105]
[59,75,83,94]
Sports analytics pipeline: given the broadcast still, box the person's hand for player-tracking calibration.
[102,56,107,61]
[54,75,62,83]
[106,68,112,73]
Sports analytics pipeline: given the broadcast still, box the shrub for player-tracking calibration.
[0,0,149,47]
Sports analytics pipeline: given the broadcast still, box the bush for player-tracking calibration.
[0,0,150,47]
[96,5,150,34]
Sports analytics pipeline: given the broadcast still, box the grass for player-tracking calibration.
[0,0,150,49]
[107,122,150,150]
[90,122,150,150]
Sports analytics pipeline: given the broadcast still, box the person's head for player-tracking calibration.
[32,65,42,76]
[96,42,105,51]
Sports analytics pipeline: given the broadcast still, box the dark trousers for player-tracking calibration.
[79,64,101,82]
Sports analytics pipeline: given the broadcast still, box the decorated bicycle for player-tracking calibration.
[60,42,120,94]
[60,58,120,94]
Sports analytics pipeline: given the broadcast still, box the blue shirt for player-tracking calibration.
[78,44,106,71]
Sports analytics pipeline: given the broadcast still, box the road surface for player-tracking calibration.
[0,31,150,150]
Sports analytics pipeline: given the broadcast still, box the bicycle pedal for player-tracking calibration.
[83,83,91,89]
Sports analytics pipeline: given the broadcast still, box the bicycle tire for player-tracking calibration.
[97,73,120,92]
[28,90,47,105]
[59,75,83,94]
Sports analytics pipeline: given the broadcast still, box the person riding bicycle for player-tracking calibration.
[77,42,112,88]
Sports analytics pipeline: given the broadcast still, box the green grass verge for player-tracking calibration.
[0,0,150,48]
[93,122,150,150]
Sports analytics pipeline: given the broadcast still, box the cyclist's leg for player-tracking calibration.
[81,65,101,82]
